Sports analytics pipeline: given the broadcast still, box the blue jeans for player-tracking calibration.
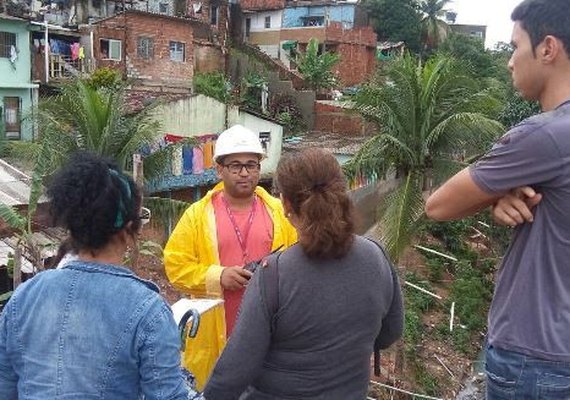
[486,344,570,399]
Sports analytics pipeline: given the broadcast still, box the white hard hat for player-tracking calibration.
[214,124,265,163]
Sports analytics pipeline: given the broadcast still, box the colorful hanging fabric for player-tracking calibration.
[172,147,183,176]
[192,147,204,175]
[203,141,214,169]
[70,42,80,61]
[183,145,194,175]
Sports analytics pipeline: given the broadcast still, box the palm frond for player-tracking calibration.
[26,139,54,223]
[144,197,190,233]
[427,112,504,154]
[378,173,425,262]
[0,204,26,231]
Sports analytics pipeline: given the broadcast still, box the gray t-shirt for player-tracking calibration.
[204,236,403,400]
[470,100,570,361]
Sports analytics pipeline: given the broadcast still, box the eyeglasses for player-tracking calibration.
[224,162,261,174]
[140,207,151,225]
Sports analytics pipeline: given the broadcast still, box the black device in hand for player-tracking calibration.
[242,246,284,274]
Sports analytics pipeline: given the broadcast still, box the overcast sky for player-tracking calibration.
[449,0,521,48]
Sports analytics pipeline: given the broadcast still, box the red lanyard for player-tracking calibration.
[222,195,257,263]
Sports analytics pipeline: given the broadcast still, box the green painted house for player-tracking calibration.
[0,14,38,141]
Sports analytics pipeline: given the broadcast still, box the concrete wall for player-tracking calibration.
[0,19,32,86]
[227,109,283,174]
[349,175,398,234]
[152,94,284,174]
[0,18,37,141]
[282,5,355,29]
[228,50,315,128]
[153,94,226,136]
[245,10,283,32]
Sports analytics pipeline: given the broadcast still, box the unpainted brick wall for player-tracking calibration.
[334,43,376,87]
[94,12,195,88]
[240,0,285,11]
[187,0,230,45]
[193,43,225,74]
[313,101,374,136]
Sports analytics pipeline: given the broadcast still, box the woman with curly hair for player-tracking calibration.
[205,148,404,400]
[0,152,195,399]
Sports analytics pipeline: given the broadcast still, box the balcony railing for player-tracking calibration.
[49,54,86,79]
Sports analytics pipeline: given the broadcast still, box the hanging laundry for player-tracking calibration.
[203,141,214,169]
[165,133,185,143]
[9,45,17,65]
[183,145,194,175]
[70,42,80,61]
[192,147,204,175]
[78,46,85,60]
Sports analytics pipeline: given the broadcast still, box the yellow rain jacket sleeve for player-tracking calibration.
[164,183,297,299]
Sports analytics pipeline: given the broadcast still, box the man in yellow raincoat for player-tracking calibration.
[164,124,297,335]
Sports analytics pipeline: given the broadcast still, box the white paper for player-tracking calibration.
[171,298,224,325]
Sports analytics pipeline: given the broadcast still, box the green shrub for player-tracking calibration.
[193,72,232,103]
[404,272,436,312]
[451,328,472,354]
[269,93,306,136]
[425,257,447,281]
[404,309,423,354]
[449,271,491,331]
[415,364,440,396]
[85,67,122,90]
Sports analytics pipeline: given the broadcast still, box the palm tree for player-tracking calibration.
[29,80,184,180]
[346,54,504,261]
[420,0,452,52]
[1,80,191,259]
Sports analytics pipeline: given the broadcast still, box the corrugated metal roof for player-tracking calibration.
[0,159,33,206]
[0,229,65,273]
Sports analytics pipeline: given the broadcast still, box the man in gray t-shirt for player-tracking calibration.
[426,0,570,397]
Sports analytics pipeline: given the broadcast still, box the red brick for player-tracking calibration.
[240,0,285,11]
[194,43,225,74]
[93,11,197,90]
[313,101,374,136]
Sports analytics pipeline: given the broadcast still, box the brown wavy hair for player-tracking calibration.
[275,148,355,259]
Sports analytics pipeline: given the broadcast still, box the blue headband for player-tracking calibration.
[109,169,132,229]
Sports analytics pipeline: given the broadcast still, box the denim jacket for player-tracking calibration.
[0,261,192,400]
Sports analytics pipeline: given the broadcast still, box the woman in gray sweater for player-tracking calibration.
[204,148,404,400]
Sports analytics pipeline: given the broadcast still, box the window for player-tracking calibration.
[210,5,218,25]
[245,18,251,38]
[301,16,324,27]
[100,39,121,61]
[137,37,154,59]
[0,31,17,58]
[169,41,185,62]
[159,3,168,13]
[259,131,271,152]
[3,97,21,140]
[264,16,271,29]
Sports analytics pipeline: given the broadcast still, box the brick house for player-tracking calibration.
[239,0,377,87]
[92,10,196,91]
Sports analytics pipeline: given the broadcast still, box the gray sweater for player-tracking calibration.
[204,236,404,400]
